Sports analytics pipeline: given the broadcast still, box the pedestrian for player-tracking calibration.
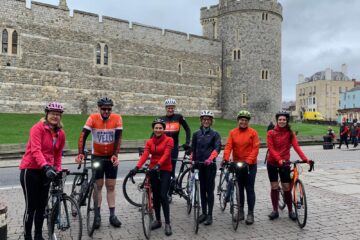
[266,111,313,221]
[131,119,174,236]
[350,123,358,147]
[337,122,349,149]
[222,110,260,225]
[20,102,66,240]
[191,110,221,226]
[76,97,123,228]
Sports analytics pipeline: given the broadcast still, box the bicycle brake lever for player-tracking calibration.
[130,175,136,184]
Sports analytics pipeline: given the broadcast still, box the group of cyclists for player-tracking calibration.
[19,97,314,239]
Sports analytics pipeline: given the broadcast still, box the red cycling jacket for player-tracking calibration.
[266,126,308,167]
[19,121,65,172]
[136,134,174,172]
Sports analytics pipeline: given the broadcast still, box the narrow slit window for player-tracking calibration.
[104,45,108,65]
[233,50,237,60]
[96,44,101,65]
[237,50,241,60]
[12,31,18,54]
[2,29,8,53]
[178,63,182,74]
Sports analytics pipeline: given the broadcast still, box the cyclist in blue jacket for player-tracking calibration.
[191,110,221,225]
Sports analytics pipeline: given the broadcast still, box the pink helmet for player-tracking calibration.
[45,102,64,113]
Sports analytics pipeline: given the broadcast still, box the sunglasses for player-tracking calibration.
[101,108,112,112]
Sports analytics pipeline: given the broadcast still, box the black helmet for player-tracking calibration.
[97,97,113,107]
[275,111,290,120]
[152,118,166,129]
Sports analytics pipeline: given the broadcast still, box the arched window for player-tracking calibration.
[2,29,8,53]
[96,44,101,64]
[12,31,18,54]
[261,70,269,80]
[237,50,241,60]
[104,45,108,65]
[233,50,236,60]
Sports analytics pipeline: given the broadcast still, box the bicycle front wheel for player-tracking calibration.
[48,195,82,240]
[278,180,286,210]
[178,167,191,201]
[193,180,200,234]
[293,180,307,228]
[218,169,227,211]
[87,182,99,237]
[231,180,240,231]
[141,189,153,240]
[123,171,146,207]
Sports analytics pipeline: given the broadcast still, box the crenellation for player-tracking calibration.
[31,1,58,10]
[102,16,129,24]
[132,22,162,32]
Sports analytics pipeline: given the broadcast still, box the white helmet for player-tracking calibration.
[165,98,176,106]
[200,110,214,118]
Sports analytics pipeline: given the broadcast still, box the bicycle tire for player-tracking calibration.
[231,180,240,231]
[278,180,286,210]
[141,189,153,240]
[123,171,146,207]
[186,171,193,214]
[48,195,82,240]
[178,167,191,201]
[87,182,98,237]
[70,175,86,216]
[218,169,227,211]
[293,179,307,228]
[193,180,200,234]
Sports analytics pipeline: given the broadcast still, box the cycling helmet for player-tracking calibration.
[165,98,176,106]
[45,102,64,113]
[152,118,166,129]
[97,97,114,107]
[275,111,290,120]
[237,110,251,120]
[200,110,214,118]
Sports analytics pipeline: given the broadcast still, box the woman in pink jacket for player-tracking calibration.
[19,102,66,240]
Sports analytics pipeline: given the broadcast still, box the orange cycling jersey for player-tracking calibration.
[84,113,123,156]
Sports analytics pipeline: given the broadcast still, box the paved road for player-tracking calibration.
[2,146,360,239]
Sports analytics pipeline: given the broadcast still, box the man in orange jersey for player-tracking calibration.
[76,97,122,229]
[222,110,260,225]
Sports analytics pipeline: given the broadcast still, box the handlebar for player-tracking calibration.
[283,160,315,172]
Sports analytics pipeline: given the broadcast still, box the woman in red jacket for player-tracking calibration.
[266,111,313,221]
[131,119,174,236]
[19,102,66,240]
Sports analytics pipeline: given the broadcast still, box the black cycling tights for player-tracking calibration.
[236,164,257,212]
[199,164,217,216]
[150,171,171,224]
[20,169,50,238]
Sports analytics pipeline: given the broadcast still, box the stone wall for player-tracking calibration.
[0,0,222,116]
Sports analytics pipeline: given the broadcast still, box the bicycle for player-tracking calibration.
[278,160,314,228]
[70,150,101,236]
[217,161,247,231]
[45,169,82,240]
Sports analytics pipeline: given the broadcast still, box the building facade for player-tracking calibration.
[338,86,360,123]
[0,0,282,123]
[295,64,355,121]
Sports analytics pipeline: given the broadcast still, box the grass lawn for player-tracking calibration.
[0,113,333,149]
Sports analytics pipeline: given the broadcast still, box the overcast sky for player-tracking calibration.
[33,0,360,101]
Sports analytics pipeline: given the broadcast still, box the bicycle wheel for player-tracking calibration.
[193,180,200,234]
[141,189,153,239]
[48,195,82,240]
[186,172,193,214]
[70,175,86,216]
[231,180,240,231]
[178,167,191,201]
[87,182,98,237]
[278,180,286,210]
[123,171,146,207]
[293,180,307,228]
[218,169,227,211]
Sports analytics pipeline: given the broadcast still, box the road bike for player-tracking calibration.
[140,167,155,239]
[70,151,101,236]
[46,169,82,240]
[278,160,314,228]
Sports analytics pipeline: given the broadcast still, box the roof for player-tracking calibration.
[305,70,350,82]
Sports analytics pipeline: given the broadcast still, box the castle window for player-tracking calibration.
[96,44,101,65]
[209,69,213,75]
[261,70,269,80]
[242,93,247,105]
[12,31,18,54]
[226,66,232,78]
[104,45,108,65]
[2,29,8,53]
[178,63,182,75]
[237,50,241,60]
[262,12,268,21]
[233,49,241,60]
[233,50,236,60]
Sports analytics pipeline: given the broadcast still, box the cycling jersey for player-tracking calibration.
[81,113,123,156]
[191,127,221,162]
[160,113,191,148]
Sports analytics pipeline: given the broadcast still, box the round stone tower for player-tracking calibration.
[201,0,283,124]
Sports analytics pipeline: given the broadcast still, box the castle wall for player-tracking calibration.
[0,0,222,116]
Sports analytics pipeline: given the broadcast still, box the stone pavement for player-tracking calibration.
[2,146,360,240]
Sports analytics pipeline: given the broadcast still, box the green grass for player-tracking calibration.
[0,113,332,149]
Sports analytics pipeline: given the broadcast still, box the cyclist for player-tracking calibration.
[76,97,122,228]
[160,98,191,179]
[191,110,221,225]
[131,119,174,236]
[222,110,260,225]
[20,102,66,240]
[266,111,313,221]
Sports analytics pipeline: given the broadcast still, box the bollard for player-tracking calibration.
[0,203,7,240]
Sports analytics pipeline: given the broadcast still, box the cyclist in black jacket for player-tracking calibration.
[160,98,191,179]
[191,110,221,225]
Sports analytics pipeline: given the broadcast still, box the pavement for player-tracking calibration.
[1,145,360,240]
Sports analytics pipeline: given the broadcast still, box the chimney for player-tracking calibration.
[341,63,348,76]
[325,68,331,80]
[298,74,304,83]
[59,0,69,10]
